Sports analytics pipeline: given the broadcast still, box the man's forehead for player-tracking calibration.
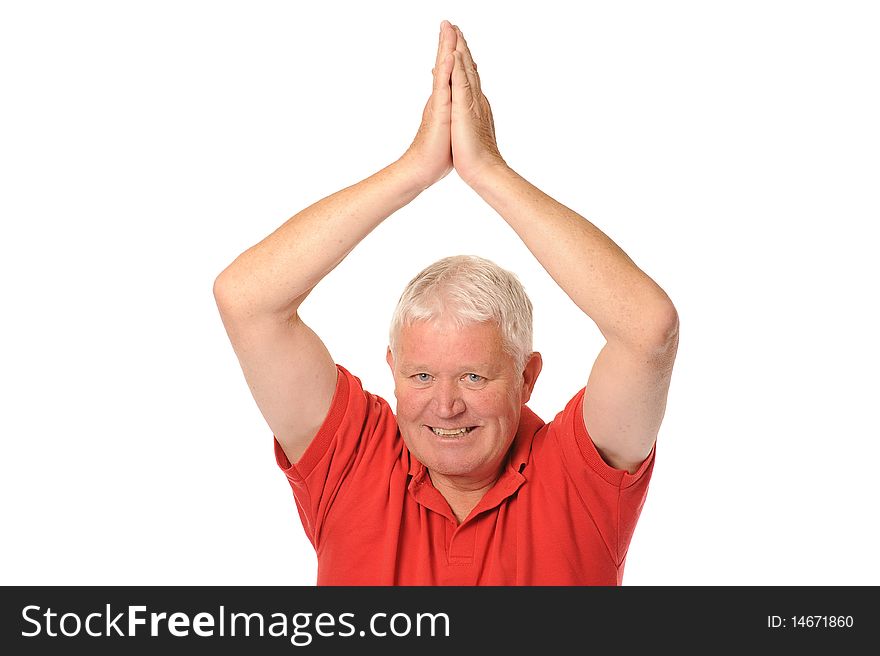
[402,320,499,344]
[400,317,503,339]
[395,318,509,361]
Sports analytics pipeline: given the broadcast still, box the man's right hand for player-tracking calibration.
[399,20,456,190]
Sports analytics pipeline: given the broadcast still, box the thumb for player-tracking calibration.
[432,51,454,112]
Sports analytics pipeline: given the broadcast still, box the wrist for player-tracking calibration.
[393,152,449,195]
[461,158,515,193]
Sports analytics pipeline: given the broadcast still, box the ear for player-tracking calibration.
[386,346,395,372]
[520,352,543,404]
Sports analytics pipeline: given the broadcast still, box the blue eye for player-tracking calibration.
[415,373,432,382]
[466,373,484,383]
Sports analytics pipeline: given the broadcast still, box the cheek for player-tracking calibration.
[470,389,510,418]
[395,389,427,418]
[494,387,523,421]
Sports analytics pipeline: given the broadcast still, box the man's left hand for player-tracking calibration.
[450,25,507,185]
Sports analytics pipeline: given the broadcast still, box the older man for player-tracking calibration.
[213,20,678,585]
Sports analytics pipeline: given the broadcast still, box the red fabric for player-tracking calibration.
[275,365,655,585]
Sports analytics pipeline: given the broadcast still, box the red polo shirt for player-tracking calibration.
[274,364,654,585]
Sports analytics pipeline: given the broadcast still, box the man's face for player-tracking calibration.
[386,318,541,487]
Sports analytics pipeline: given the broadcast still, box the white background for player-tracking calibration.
[2,0,878,586]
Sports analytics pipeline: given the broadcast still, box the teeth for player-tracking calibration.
[431,427,472,436]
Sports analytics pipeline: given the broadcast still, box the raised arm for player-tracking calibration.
[448,26,679,473]
[213,21,458,464]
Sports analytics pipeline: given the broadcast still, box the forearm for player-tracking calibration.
[469,164,677,350]
[215,158,424,319]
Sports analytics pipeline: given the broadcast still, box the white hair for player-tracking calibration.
[389,255,534,372]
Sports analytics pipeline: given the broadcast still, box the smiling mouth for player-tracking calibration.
[429,426,476,436]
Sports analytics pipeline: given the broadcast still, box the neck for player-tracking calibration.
[428,471,497,524]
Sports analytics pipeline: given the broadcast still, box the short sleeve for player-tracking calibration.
[273,364,350,479]
[548,387,656,565]
[272,364,400,549]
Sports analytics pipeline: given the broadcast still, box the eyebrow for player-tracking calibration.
[402,363,495,372]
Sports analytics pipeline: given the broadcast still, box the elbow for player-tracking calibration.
[598,284,680,360]
[212,271,232,305]
[617,291,678,359]
[644,297,680,359]
[213,270,245,315]
[212,272,225,299]
[655,298,680,344]
[213,270,306,323]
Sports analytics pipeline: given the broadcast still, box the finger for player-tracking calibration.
[454,27,479,77]
[450,50,474,105]
[453,26,481,94]
[484,96,497,139]
[434,20,454,72]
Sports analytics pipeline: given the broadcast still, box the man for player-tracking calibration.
[213,20,678,585]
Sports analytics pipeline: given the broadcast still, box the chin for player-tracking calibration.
[401,432,470,472]
[425,455,478,475]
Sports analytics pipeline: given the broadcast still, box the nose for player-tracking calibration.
[432,379,466,418]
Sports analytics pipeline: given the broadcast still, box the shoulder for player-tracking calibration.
[276,364,399,477]
[531,387,655,486]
